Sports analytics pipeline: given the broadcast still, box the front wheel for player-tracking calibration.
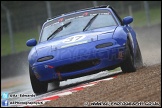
[121,41,136,72]
[51,81,60,89]
[29,66,48,94]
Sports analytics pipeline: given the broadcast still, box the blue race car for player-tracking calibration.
[26,5,143,94]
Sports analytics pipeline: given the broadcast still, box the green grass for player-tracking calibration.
[1,29,39,56]
[1,7,161,56]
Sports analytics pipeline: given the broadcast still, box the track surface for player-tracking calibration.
[39,64,161,107]
[1,70,121,107]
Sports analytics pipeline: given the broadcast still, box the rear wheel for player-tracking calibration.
[121,41,136,72]
[29,66,48,94]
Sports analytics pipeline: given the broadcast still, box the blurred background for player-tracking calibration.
[1,1,161,88]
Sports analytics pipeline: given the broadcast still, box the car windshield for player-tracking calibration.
[40,9,117,42]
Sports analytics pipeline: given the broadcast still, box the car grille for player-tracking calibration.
[55,59,100,73]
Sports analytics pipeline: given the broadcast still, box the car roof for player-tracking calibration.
[45,5,123,26]
[46,5,112,21]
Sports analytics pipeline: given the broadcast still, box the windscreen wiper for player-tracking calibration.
[83,14,98,31]
[47,21,71,40]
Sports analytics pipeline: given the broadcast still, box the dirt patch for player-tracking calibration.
[39,64,161,107]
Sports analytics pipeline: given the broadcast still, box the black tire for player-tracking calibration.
[121,41,136,72]
[135,41,143,68]
[51,81,60,89]
[29,66,48,94]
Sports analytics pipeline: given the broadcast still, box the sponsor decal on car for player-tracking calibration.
[62,35,86,43]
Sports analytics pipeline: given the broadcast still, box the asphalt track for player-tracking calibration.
[1,70,122,107]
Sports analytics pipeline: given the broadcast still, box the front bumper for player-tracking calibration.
[31,39,126,81]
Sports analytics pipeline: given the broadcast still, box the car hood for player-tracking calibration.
[35,26,117,57]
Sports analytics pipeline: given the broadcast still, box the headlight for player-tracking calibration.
[37,56,54,62]
[96,42,113,49]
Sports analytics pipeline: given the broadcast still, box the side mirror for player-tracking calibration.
[26,38,37,47]
[123,16,133,25]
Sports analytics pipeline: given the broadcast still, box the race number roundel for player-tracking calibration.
[62,35,86,43]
